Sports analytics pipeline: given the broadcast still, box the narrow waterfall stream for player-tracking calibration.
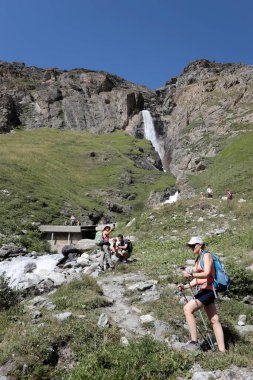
[142,110,164,161]
[142,110,179,204]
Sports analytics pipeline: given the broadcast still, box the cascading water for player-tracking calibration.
[163,191,180,204]
[142,110,164,161]
[142,110,179,205]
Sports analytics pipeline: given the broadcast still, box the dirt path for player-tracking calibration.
[97,271,153,337]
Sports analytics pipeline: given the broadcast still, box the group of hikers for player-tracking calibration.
[68,199,231,352]
[95,225,228,351]
[200,186,233,206]
[95,224,133,270]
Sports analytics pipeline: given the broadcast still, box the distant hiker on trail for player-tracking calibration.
[226,189,233,208]
[206,185,213,198]
[200,191,205,199]
[99,225,114,270]
[70,215,77,226]
[115,234,133,263]
[177,236,225,352]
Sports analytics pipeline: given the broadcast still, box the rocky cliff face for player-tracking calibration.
[157,59,253,183]
[0,61,154,134]
[1,59,253,184]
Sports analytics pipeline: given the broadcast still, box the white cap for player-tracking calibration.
[187,236,203,246]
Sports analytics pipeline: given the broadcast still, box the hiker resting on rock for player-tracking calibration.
[178,236,225,352]
[99,225,114,270]
[115,234,132,263]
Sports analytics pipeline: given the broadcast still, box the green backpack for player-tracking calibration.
[95,231,104,246]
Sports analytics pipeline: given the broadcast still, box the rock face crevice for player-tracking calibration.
[1,59,253,182]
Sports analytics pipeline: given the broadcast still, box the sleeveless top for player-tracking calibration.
[194,252,215,291]
[102,231,109,242]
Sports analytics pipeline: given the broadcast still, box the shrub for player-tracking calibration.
[226,262,253,298]
[0,274,21,310]
[19,224,50,252]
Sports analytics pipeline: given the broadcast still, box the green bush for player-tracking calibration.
[67,336,192,380]
[226,262,253,298]
[19,224,50,252]
[0,274,21,310]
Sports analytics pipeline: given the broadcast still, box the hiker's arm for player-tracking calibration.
[178,278,197,290]
[118,243,128,250]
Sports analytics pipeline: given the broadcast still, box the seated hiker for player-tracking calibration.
[99,225,114,270]
[116,234,133,262]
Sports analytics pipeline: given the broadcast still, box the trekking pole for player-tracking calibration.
[189,288,216,352]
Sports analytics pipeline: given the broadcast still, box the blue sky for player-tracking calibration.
[1,0,252,89]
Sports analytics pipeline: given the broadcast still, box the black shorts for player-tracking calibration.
[194,289,215,306]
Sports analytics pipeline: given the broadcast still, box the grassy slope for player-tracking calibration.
[189,132,253,199]
[1,130,253,379]
[0,129,174,236]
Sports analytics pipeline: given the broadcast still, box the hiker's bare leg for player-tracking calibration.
[204,303,225,352]
[183,299,202,342]
[98,250,105,267]
[103,244,114,268]
[121,249,129,259]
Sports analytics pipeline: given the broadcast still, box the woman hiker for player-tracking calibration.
[178,236,225,352]
[99,225,114,270]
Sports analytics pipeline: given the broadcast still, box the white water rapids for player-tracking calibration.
[0,253,63,289]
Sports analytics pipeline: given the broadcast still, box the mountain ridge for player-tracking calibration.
[1,58,253,185]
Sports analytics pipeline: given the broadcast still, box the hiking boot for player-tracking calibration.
[181,340,200,351]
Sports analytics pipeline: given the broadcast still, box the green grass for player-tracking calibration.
[1,195,253,378]
[189,132,253,199]
[0,129,174,241]
[1,125,253,377]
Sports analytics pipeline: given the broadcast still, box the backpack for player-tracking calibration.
[95,231,104,246]
[126,239,133,253]
[200,250,231,293]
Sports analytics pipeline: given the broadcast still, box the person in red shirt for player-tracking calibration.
[100,226,114,270]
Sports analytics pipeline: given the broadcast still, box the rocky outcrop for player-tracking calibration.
[157,59,253,179]
[0,61,153,134]
[1,59,253,184]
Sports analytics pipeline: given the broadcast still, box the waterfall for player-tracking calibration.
[142,110,164,160]
[163,191,180,205]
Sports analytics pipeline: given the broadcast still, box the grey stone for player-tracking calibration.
[120,337,129,346]
[235,325,253,335]
[127,280,157,291]
[238,314,247,326]
[54,312,72,321]
[98,313,109,328]
[140,314,155,324]
[154,320,172,341]
[32,310,42,319]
